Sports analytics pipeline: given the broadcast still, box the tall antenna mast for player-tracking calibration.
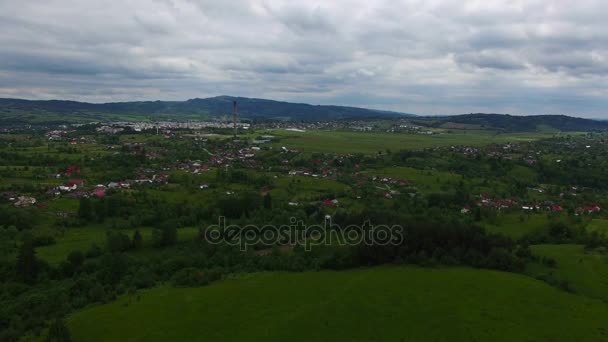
[233,100,238,138]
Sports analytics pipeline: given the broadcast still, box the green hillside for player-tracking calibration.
[414,113,608,132]
[68,267,608,341]
[529,244,608,303]
[0,96,407,124]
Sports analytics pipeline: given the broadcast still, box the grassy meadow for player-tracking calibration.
[267,130,556,154]
[528,244,608,303]
[67,266,608,341]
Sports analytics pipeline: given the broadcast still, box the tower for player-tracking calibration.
[233,100,238,138]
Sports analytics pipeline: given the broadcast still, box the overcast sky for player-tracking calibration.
[1,0,607,117]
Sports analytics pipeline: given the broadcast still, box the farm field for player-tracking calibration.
[67,266,608,342]
[266,130,555,154]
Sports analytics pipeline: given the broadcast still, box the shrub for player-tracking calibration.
[33,235,56,247]
[67,251,84,269]
[171,267,209,287]
[106,232,131,253]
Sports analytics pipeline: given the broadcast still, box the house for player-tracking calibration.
[575,205,602,215]
[199,183,210,189]
[64,165,81,176]
[551,205,564,212]
[66,191,88,199]
[322,199,339,206]
[91,188,106,198]
[321,200,333,206]
[589,205,602,213]
[67,179,84,187]
[153,173,169,184]
[59,179,84,192]
[1,191,17,201]
[14,196,36,208]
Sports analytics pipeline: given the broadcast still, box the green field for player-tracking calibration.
[268,130,554,154]
[586,219,608,234]
[484,213,551,239]
[528,244,608,303]
[364,166,462,192]
[68,267,608,341]
[272,175,350,201]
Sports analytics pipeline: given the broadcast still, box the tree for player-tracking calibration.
[151,228,162,247]
[77,198,93,221]
[88,283,106,302]
[67,250,84,269]
[0,225,18,257]
[106,232,131,253]
[16,237,38,284]
[171,267,209,287]
[161,225,177,247]
[132,229,143,249]
[46,318,72,342]
[474,207,482,221]
[263,193,272,209]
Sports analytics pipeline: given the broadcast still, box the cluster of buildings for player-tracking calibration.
[45,129,69,141]
[475,193,602,215]
[99,121,250,133]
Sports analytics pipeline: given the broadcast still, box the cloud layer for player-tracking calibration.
[1,0,607,116]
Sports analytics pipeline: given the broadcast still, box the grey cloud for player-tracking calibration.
[270,5,336,35]
[455,50,526,71]
[0,0,607,117]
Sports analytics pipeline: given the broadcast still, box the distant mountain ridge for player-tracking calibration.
[415,113,608,132]
[0,96,411,124]
[0,96,606,132]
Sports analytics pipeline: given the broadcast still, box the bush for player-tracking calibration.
[106,232,131,253]
[67,251,84,269]
[85,244,102,258]
[88,283,106,303]
[33,235,56,247]
[130,268,156,289]
[171,267,209,287]
[45,318,72,342]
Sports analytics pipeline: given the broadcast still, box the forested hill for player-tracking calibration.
[0,96,409,124]
[1,96,605,131]
[415,113,608,132]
